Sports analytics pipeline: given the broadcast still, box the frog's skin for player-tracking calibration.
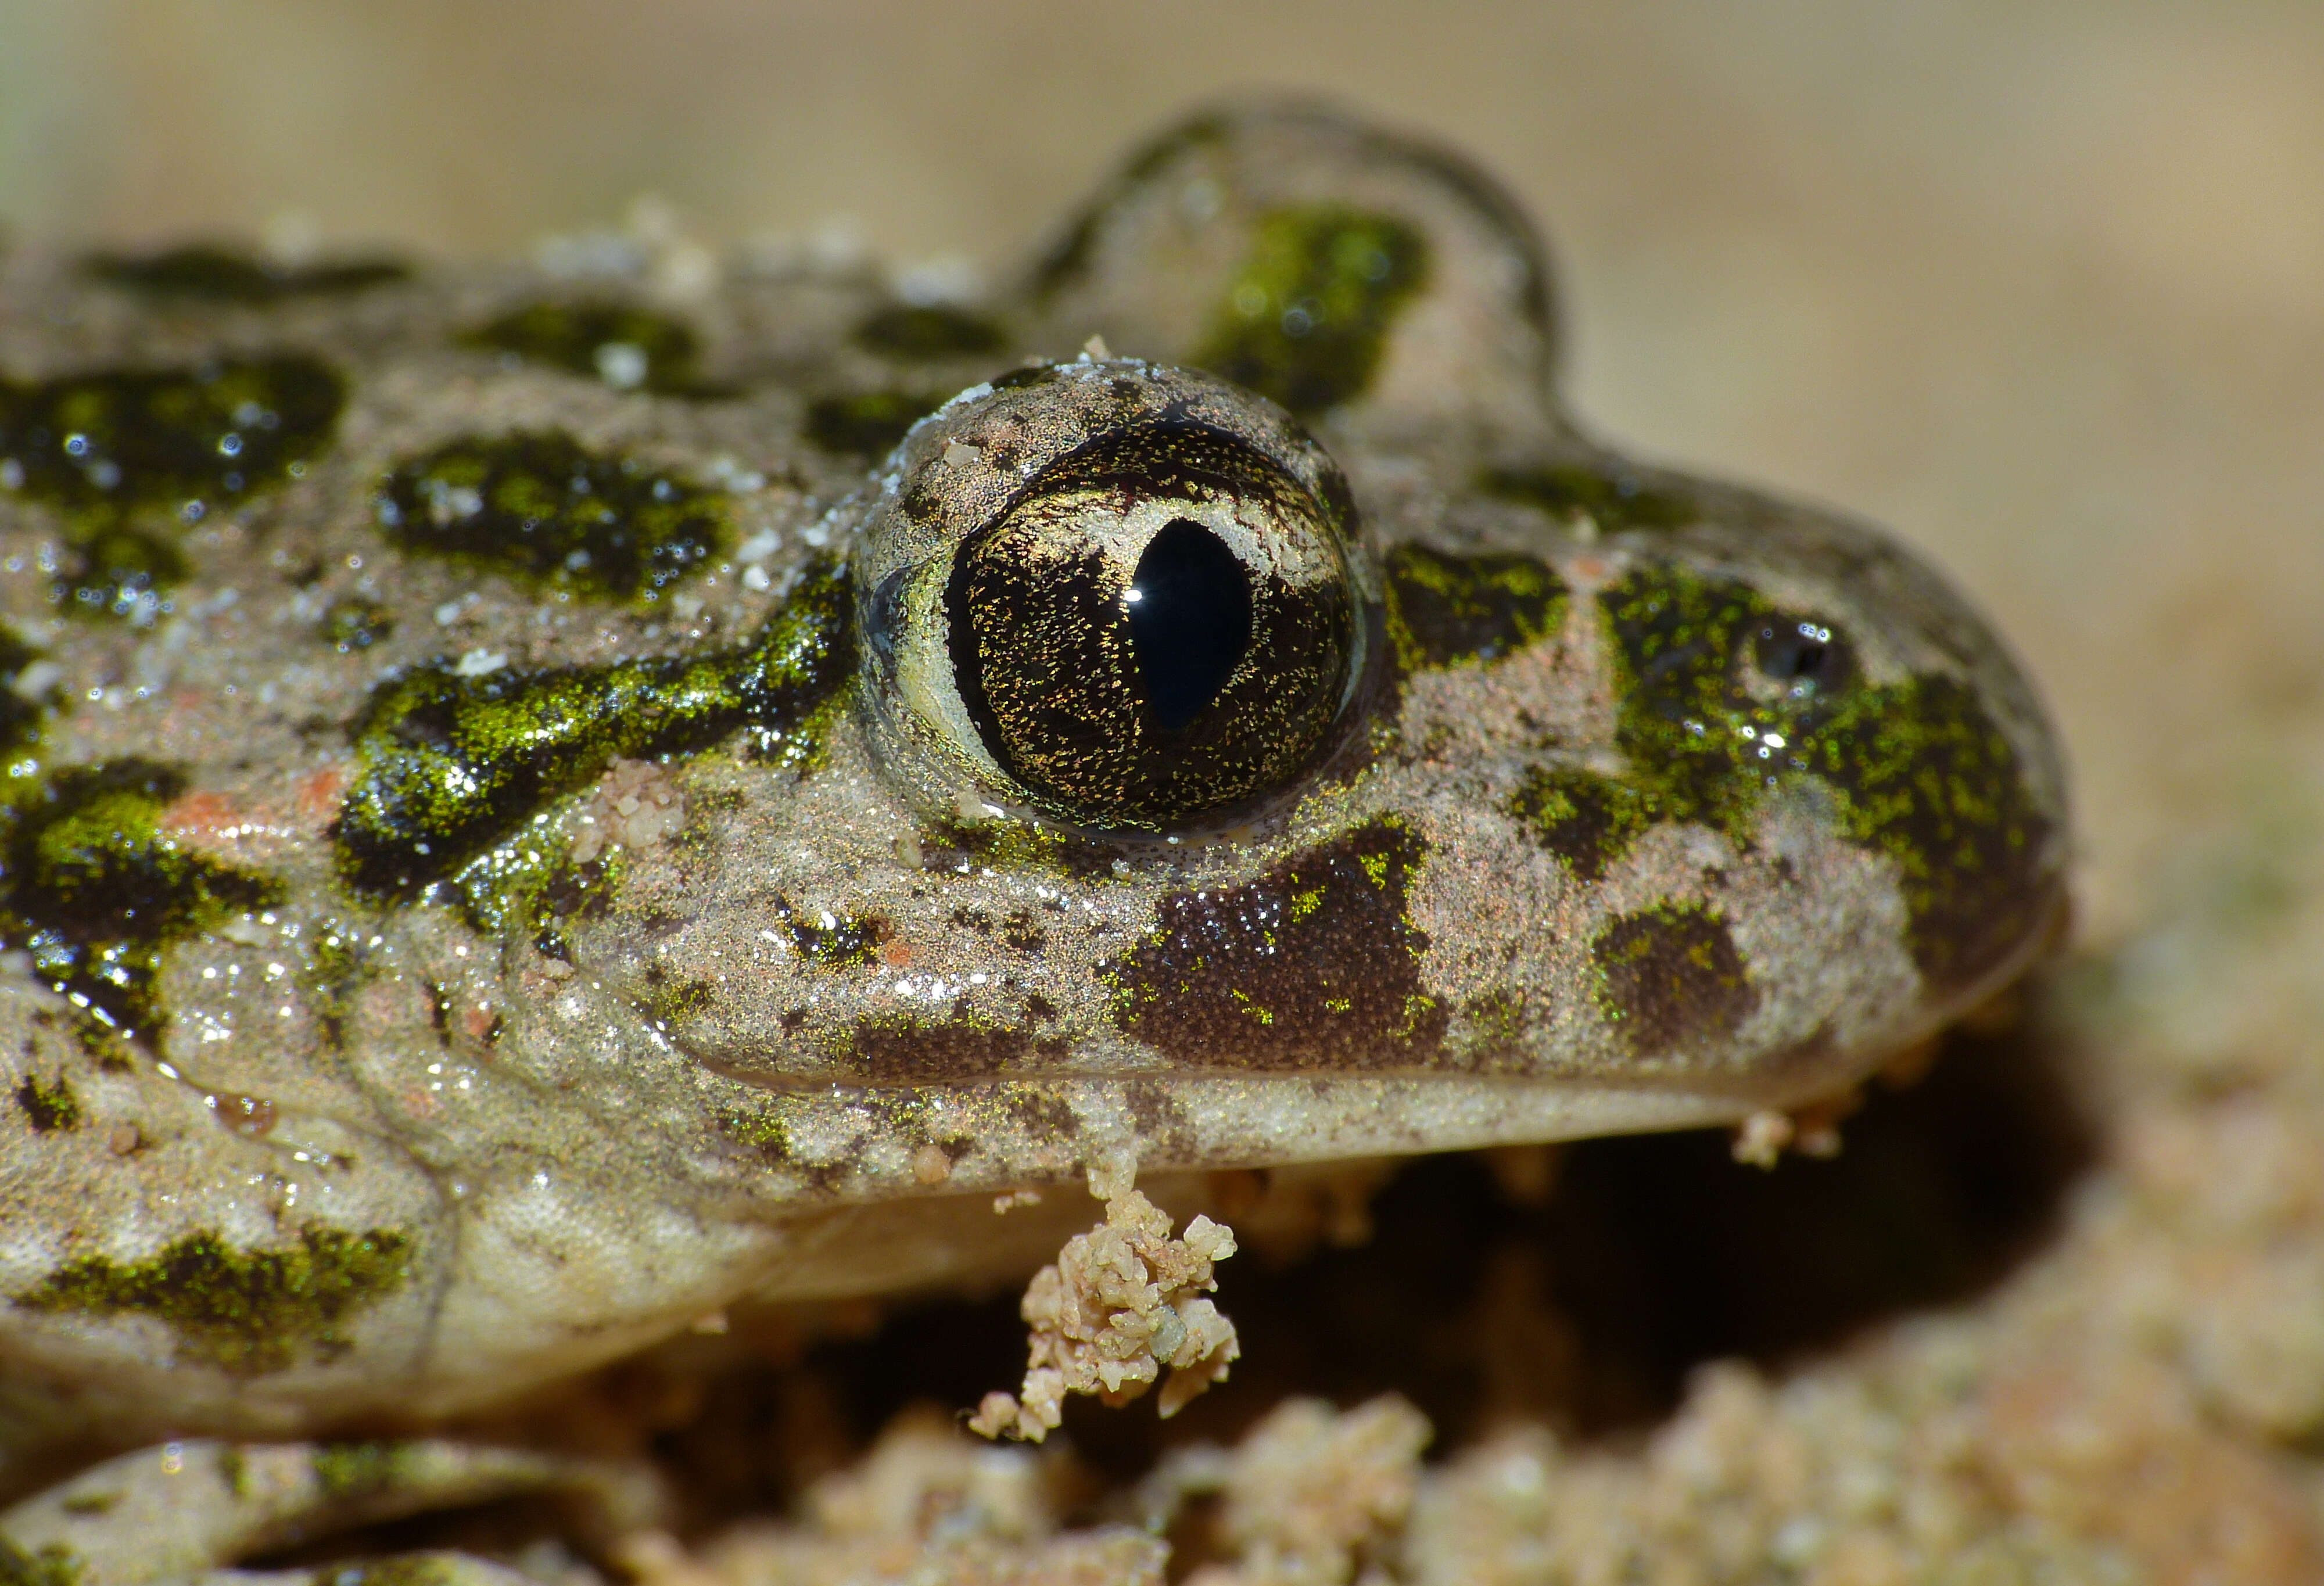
[0,103,2065,1576]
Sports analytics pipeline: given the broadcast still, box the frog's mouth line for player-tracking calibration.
[715,1028,1896,1205]
[705,873,2065,1216]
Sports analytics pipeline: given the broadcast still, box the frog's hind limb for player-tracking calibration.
[0,1438,664,1586]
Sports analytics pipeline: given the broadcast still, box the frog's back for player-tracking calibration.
[0,103,2065,1461]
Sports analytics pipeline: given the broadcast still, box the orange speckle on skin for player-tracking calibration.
[880,939,914,968]
[462,1003,497,1042]
[296,766,350,824]
[401,1088,441,1119]
[162,791,241,839]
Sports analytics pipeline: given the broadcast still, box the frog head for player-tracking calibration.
[512,106,2068,1202]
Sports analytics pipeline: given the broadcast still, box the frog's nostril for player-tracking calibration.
[1752,618,1857,699]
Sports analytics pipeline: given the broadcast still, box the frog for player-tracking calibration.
[0,101,2067,1580]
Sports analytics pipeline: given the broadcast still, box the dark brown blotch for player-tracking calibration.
[1000,1083,1081,1141]
[851,304,1006,360]
[1001,909,1048,955]
[1480,461,1694,533]
[1383,541,1568,674]
[1505,765,1666,882]
[846,1014,1064,1082]
[1591,901,1758,1059]
[805,390,944,458]
[1124,1078,1199,1161]
[84,245,410,303]
[1107,817,1445,1069]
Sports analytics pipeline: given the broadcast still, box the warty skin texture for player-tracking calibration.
[0,102,2064,1572]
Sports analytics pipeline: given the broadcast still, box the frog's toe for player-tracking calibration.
[0,1438,664,1585]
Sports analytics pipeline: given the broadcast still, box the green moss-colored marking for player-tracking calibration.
[375,431,725,604]
[320,596,395,652]
[336,558,851,901]
[852,304,1006,360]
[450,837,623,958]
[1505,765,1668,883]
[752,689,846,780]
[722,1086,966,1178]
[1383,541,1568,672]
[0,356,343,516]
[1806,673,2055,989]
[0,627,48,777]
[1595,564,1794,837]
[638,966,718,1029]
[1107,816,1444,1068]
[84,245,409,303]
[303,920,374,1052]
[1454,986,1529,1068]
[0,761,281,1054]
[13,1223,413,1374]
[769,895,889,967]
[0,356,345,622]
[988,363,1064,393]
[311,1440,418,1501]
[56,1494,117,1517]
[1480,461,1694,533]
[304,1557,457,1586]
[1565,561,2052,988]
[216,1443,249,1498]
[1592,900,1758,1058]
[1193,205,1427,417]
[720,1100,793,1159]
[0,1540,83,1586]
[924,814,1099,879]
[54,523,188,623]
[14,1071,80,1132]
[803,390,942,457]
[459,300,718,397]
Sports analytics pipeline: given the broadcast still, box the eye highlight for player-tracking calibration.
[856,360,1376,837]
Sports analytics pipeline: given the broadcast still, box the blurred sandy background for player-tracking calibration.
[5,1,2322,963]
[8,6,2324,1571]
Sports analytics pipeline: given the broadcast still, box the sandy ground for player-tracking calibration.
[6,4,2324,1578]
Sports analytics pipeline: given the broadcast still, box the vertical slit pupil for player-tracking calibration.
[1128,518,1252,730]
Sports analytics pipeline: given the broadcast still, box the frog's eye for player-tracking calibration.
[856,359,1377,835]
[1751,618,1858,702]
